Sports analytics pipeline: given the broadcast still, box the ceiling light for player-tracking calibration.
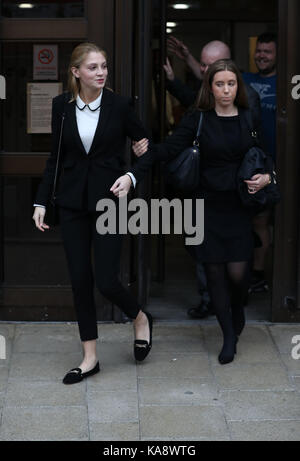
[18,3,34,8]
[173,4,190,9]
[166,22,178,28]
[166,28,173,34]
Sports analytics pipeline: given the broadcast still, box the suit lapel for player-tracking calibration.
[65,99,87,156]
[88,88,114,156]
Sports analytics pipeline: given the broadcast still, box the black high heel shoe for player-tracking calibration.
[63,361,100,385]
[134,312,153,362]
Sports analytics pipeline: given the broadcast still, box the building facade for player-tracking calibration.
[0,0,299,323]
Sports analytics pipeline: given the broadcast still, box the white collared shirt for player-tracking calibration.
[76,92,102,154]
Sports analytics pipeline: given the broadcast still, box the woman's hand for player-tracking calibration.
[32,206,50,232]
[244,174,271,194]
[132,138,149,157]
[110,175,132,197]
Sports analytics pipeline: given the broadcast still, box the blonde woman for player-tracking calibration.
[33,43,153,384]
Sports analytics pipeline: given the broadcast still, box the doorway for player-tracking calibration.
[147,0,279,323]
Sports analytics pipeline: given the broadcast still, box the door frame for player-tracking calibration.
[271,0,300,321]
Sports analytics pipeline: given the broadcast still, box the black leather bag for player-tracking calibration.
[45,109,66,226]
[237,111,280,210]
[163,111,204,191]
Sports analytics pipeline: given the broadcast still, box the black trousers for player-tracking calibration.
[59,206,141,341]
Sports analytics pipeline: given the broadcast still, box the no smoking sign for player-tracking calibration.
[38,48,54,65]
[34,44,58,80]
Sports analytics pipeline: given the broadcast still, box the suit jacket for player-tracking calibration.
[35,88,154,210]
[166,77,262,141]
[152,107,273,193]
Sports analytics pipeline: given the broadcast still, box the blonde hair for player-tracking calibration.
[68,42,107,101]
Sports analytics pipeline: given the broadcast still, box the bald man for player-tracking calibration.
[164,36,261,129]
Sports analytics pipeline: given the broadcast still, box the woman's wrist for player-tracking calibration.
[265,173,272,185]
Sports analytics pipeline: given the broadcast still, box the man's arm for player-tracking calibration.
[167,36,202,80]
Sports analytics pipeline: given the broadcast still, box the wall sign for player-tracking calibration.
[27,82,63,134]
[33,45,58,81]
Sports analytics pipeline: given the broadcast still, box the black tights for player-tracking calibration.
[204,261,249,361]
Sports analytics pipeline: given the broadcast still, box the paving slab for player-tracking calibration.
[13,324,81,354]
[151,325,205,353]
[280,354,300,377]
[0,406,89,441]
[229,420,300,441]
[268,325,300,354]
[97,323,133,343]
[221,390,300,421]
[89,422,140,441]
[0,367,9,393]
[140,405,230,440]
[292,377,300,390]
[212,363,294,391]
[138,377,219,405]
[87,390,139,423]
[9,352,82,382]
[4,380,86,408]
[136,352,212,379]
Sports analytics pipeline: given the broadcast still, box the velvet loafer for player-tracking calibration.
[63,361,100,385]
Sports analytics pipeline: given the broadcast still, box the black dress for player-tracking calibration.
[195,114,253,263]
[153,108,269,264]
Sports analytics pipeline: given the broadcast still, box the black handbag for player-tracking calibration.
[237,111,280,210]
[163,111,204,191]
[45,109,66,226]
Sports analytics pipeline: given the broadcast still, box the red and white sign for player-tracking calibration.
[33,45,58,80]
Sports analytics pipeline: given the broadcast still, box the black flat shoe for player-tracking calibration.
[218,336,238,365]
[63,361,100,385]
[134,312,153,362]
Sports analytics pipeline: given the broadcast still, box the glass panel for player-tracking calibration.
[3,177,69,285]
[1,0,84,18]
[2,41,80,152]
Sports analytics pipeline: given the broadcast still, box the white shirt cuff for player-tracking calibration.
[34,204,46,208]
[126,172,136,188]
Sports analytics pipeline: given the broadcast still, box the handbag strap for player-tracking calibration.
[51,94,67,201]
[193,111,204,147]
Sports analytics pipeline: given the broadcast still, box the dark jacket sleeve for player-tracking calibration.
[124,100,156,183]
[245,84,262,139]
[151,110,199,162]
[34,95,65,206]
[166,78,198,108]
[244,106,274,178]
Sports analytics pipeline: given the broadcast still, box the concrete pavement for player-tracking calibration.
[0,321,299,441]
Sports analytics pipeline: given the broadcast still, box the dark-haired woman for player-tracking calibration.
[33,43,154,384]
[132,59,273,365]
